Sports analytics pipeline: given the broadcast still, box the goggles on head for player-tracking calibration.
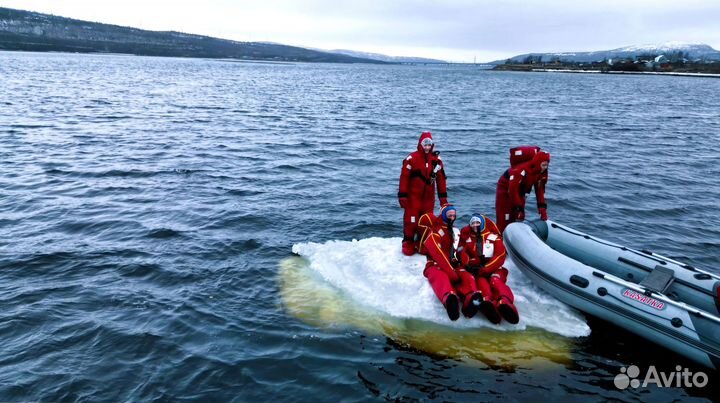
[469,214,486,230]
[421,138,433,146]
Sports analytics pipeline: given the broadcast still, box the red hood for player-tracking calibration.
[528,151,550,174]
[417,131,434,153]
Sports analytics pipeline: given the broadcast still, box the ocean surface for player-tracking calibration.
[1,51,719,402]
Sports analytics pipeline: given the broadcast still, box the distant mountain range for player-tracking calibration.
[329,49,446,64]
[0,7,386,64]
[493,42,720,64]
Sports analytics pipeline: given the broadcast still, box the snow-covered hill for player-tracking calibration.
[493,42,720,64]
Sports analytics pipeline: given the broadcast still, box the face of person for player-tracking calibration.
[446,210,456,222]
[420,138,433,153]
[541,161,549,172]
[470,221,481,232]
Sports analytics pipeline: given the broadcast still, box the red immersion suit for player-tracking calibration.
[416,205,479,321]
[458,215,519,324]
[495,149,550,232]
[398,131,448,256]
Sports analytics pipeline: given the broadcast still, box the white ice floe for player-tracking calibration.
[292,237,591,338]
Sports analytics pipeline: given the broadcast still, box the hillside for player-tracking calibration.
[0,7,386,64]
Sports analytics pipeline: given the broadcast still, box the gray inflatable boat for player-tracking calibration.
[504,219,720,369]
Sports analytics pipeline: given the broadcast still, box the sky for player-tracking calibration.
[1,0,720,62]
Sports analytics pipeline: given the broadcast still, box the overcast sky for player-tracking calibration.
[2,0,719,62]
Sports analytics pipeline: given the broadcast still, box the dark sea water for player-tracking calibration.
[1,51,719,402]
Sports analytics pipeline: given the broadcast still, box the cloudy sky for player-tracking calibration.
[2,0,719,62]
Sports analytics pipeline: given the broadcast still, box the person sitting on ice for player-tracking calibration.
[457,213,519,324]
[417,204,482,321]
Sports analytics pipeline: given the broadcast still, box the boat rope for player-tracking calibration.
[550,222,720,281]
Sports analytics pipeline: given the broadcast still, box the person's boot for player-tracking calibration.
[479,297,501,324]
[462,291,482,318]
[497,296,519,324]
[443,292,460,321]
[401,240,416,256]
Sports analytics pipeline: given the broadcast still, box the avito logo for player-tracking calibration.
[614,365,708,389]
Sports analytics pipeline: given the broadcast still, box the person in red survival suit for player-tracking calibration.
[417,205,482,321]
[398,131,449,256]
[495,150,551,232]
[458,213,519,324]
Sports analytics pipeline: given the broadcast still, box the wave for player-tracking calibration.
[43,168,200,179]
[146,228,184,239]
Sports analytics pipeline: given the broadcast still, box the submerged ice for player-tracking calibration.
[292,237,591,338]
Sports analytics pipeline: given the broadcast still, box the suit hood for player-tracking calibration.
[417,131,434,153]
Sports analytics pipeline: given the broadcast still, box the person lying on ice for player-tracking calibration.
[495,148,551,232]
[398,131,449,256]
[457,213,520,324]
[417,204,482,321]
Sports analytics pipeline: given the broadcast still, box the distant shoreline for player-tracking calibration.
[529,69,720,78]
[0,49,483,67]
[0,49,302,65]
[5,49,718,76]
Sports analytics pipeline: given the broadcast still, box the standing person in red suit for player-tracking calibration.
[398,131,448,256]
[458,213,519,324]
[495,147,551,232]
[416,205,481,321]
